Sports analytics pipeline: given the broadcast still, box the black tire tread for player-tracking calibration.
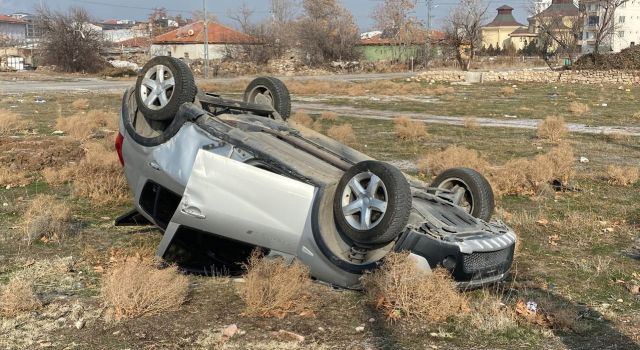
[431,167,494,221]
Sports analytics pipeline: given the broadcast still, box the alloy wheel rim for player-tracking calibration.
[341,172,388,230]
[139,64,175,110]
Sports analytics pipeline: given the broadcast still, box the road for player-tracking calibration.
[293,102,640,137]
[0,72,414,93]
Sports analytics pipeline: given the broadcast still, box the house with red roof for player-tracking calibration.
[0,14,26,41]
[150,21,259,60]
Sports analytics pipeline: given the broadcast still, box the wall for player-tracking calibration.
[481,26,520,50]
[360,45,422,62]
[150,44,247,60]
[0,22,26,40]
[412,69,640,85]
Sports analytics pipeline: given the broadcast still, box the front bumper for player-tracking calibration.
[395,229,515,286]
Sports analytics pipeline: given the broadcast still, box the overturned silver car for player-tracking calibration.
[115,56,516,289]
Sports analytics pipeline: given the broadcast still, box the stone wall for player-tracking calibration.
[412,69,640,85]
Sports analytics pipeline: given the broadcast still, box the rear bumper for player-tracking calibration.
[395,229,515,286]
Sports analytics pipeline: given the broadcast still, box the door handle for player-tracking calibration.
[181,205,206,219]
[149,161,160,170]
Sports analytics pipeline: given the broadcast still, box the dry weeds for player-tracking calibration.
[290,110,313,128]
[0,166,29,187]
[0,278,42,317]
[606,165,639,186]
[42,165,76,186]
[566,91,577,98]
[0,109,32,135]
[23,194,73,244]
[319,111,338,121]
[463,117,480,129]
[463,291,517,333]
[55,110,117,140]
[102,259,189,321]
[72,142,129,205]
[361,252,468,322]
[568,101,590,115]
[500,87,515,96]
[537,116,568,143]
[71,98,90,110]
[238,252,314,318]
[633,111,640,119]
[327,123,356,146]
[418,145,489,176]
[394,116,428,141]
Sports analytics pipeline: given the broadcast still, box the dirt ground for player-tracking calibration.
[0,78,639,350]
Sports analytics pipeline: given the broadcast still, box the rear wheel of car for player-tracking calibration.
[135,56,197,121]
[333,161,411,248]
[430,167,494,221]
[243,77,291,120]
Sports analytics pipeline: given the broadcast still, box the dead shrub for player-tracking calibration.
[537,116,568,142]
[361,252,468,322]
[394,116,428,141]
[464,291,517,333]
[290,110,313,128]
[633,111,640,119]
[23,194,73,244]
[0,278,41,317]
[55,110,117,140]
[418,145,489,176]
[102,259,188,321]
[500,87,515,96]
[319,111,338,121]
[607,165,639,186]
[566,91,577,98]
[568,101,590,115]
[0,109,32,135]
[72,142,129,205]
[71,98,90,110]
[327,123,356,146]
[238,252,314,318]
[542,143,575,184]
[463,117,480,129]
[607,132,627,141]
[0,166,29,187]
[430,86,455,96]
[42,165,76,186]
[493,157,553,196]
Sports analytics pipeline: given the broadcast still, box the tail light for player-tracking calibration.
[115,132,124,166]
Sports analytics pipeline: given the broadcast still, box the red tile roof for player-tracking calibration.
[118,36,152,48]
[152,21,258,45]
[360,29,445,45]
[0,15,26,24]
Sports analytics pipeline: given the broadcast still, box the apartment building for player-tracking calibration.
[582,0,640,52]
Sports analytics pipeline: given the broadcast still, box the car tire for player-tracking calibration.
[243,77,291,120]
[135,56,197,121]
[430,168,494,221]
[333,161,411,248]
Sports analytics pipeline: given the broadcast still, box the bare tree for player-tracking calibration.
[297,0,361,65]
[371,0,416,32]
[528,2,583,67]
[270,0,298,24]
[228,3,255,33]
[191,9,220,24]
[444,0,488,71]
[589,0,629,54]
[35,6,105,73]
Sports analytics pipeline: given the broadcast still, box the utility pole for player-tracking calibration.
[425,0,433,66]
[203,0,209,79]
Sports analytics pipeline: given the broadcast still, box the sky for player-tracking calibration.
[0,0,533,31]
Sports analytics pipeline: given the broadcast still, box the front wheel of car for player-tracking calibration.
[135,56,197,121]
[430,167,494,221]
[333,161,411,248]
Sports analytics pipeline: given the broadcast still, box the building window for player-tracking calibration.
[588,16,599,26]
[619,16,625,23]
[618,31,625,38]
[184,52,189,59]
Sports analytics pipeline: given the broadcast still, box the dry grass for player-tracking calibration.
[492,144,574,196]
[0,109,32,135]
[23,194,73,244]
[71,98,90,110]
[55,110,117,140]
[238,252,314,318]
[463,117,480,129]
[606,165,639,186]
[42,165,76,186]
[537,116,568,142]
[418,145,489,176]
[71,142,129,205]
[500,87,515,96]
[633,111,640,119]
[566,91,577,98]
[327,123,356,146]
[431,86,455,96]
[0,278,42,317]
[568,101,590,115]
[463,291,517,333]
[102,259,189,321]
[394,116,428,141]
[0,166,29,187]
[607,132,628,141]
[319,111,338,121]
[289,110,313,128]
[361,252,468,322]
[284,80,454,97]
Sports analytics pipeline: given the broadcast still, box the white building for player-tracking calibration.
[151,21,259,60]
[582,0,640,53]
[533,0,579,14]
[0,14,26,41]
